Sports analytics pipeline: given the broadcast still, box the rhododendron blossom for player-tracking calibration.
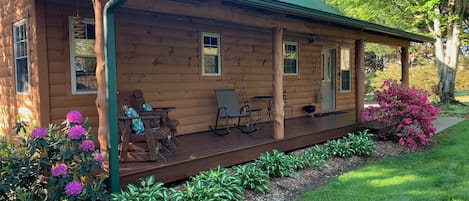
[362,80,439,149]
[65,181,82,196]
[68,125,85,140]
[66,110,83,124]
[52,164,67,178]
[79,140,95,152]
[31,127,47,139]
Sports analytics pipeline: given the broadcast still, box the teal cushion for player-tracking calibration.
[124,108,144,135]
[142,103,153,111]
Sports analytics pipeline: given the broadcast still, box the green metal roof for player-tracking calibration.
[276,0,342,15]
[231,0,434,43]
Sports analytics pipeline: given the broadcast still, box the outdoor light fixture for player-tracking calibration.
[308,34,316,44]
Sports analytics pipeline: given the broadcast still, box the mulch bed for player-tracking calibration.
[241,141,427,201]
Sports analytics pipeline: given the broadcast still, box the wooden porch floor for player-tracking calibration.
[119,110,359,186]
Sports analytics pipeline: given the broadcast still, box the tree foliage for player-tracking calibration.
[326,0,468,102]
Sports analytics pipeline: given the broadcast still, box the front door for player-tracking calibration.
[321,49,336,112]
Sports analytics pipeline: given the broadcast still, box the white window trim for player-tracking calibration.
[69,17,97,95]
[340,47,352,92]
[283,41,298,76]
[201,32,221,76]
[13,19,30,95]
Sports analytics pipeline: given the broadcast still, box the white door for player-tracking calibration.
[321,49,336,112]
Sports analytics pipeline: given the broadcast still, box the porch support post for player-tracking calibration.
[401,46,410,86]
[104,0,128,193]
[272,26,284,140]
[355,39,365,122]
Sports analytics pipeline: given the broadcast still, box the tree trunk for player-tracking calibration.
[92,0,109,159]
[435,0,465,103]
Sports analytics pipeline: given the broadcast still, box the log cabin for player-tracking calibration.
[0,0,433,186]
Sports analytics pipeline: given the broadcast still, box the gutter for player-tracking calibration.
[104,0,128,193]
[231,0,434,43]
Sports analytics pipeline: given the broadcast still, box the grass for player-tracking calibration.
[297,120,469,201]
[438,101,469,118]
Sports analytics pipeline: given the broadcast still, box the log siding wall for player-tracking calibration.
[0,0,44,136]
[115,12,356,134]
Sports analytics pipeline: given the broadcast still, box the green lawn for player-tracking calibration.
[297,120,469,201]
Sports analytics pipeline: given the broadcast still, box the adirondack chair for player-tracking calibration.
[132,89,179,147]
[209,89,258,135]
[117,91,171,162]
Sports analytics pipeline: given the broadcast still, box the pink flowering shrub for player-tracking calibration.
[0,110,109,200]
[362,80,440,149]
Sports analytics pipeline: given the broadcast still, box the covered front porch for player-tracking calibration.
[119,110,358,186]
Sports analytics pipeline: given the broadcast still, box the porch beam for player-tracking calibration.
[401,46,410,86]
[355,40,365,122]
[272,26,284,140]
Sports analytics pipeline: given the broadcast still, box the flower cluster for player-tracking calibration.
[362,80,440,149]
[52,164,67,178]
[1,110,109,200]
[65,181,83,196]
[31,127,47,139]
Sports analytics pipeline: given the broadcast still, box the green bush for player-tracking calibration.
[299,145,330,169]
[0,110,108,201]
[233,164,270,192]
[324,130,376,158]
[111,176,170,201]
[255,150,299,178]
[346,130,376,156]
[172,166,242,201]
[324,139,354,158]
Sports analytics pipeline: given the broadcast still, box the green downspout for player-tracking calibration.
[104,0,127,193]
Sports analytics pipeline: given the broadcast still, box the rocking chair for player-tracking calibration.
[209,89,258,135]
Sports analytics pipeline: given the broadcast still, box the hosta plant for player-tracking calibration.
[324,138,354,158]
[233,163,270,192]
[362,80,439,149]
[172,166,243,201]
[0,110,108,201]
[346,129,376,156]
[111,176,170,201]
[299,145,330,169]
[255,149,299,178]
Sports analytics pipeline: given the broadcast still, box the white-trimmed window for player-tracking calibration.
[69,17,97,94]
[340,47,351,92]
[201,32,221,76]
[283,41,298,75]
[14,19,29,94]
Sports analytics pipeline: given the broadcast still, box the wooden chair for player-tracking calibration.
[117,91,171,162]
[131,89,180,147]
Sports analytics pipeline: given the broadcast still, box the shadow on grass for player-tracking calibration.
[297,120,469,201]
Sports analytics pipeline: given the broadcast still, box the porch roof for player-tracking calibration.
[230,0,434,43]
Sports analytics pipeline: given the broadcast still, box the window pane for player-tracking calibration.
[86,24,95,39]
[204,55,219,74]
[74,57,97,91]
[284,59,297,74]
[16,58,29,93]
[204,36,210,45]
[211,37,217,46]
[341,48,350,70]
[341,70,351,91]
[74,38,95,55]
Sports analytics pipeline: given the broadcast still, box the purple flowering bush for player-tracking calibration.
[0,110,109,201]
[362,80,440,149]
